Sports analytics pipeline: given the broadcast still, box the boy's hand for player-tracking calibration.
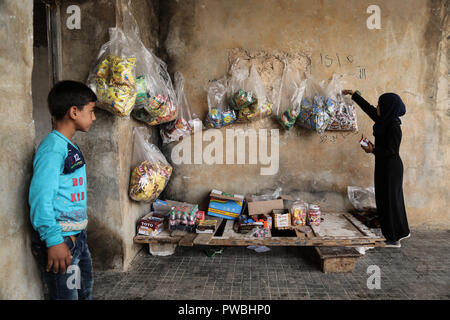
[46,242,72,274]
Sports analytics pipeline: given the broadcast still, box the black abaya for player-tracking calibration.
[352,92,410,242]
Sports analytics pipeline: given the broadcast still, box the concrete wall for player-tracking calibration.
[0,0,447,300]
[56,0,160,270]
[160,0,449,228]
[0,0,43,299]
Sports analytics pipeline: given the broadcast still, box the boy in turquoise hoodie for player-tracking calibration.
[29,80,97,300]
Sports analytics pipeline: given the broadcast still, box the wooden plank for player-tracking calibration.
[171,229,188,237]
[133,234,181,244]
[134,212,386,247]
[343,213,384,239]
[193,233,214,245]
[295,226,314,238]
[315,246,361,258]
[206,236,379,247]
[178,232,197,246]
[220,220,235,239]
[315,246,360,273]
[311,212,366,238]
[193,217,224,245]
[322,257,358,273]
[294,228,306,239]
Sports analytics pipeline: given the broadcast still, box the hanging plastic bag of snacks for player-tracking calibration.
[204,77,236,129]
[87,27,137,117]
[98,2,179,125]
[129,127,173,202]
[160,72,203,144]
[129,52,178,126]
[275,61,307,130]
[228,60,273,122]
[325,74,358,131]
[297,74,336,134]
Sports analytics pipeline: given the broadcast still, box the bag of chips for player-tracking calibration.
[228,60,273,122]
[325,74,358,131]
[87,27,137,117]
[297,74,336,134]
[204,77,236,129]
[275,61,306,130]
[129,127,173,202]
[160,72,203,144]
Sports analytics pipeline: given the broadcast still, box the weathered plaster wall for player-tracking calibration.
[0,0,43,299]
[160,0,449,228]
[56,0,159,270]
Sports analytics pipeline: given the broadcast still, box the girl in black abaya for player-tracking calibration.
[342,90,410,247]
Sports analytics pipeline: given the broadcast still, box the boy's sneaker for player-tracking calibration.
[399,232,411,241]
[384,240,401,248]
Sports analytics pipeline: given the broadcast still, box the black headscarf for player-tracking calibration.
[373,93,406,137]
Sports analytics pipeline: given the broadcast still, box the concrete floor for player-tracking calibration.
[92,227,449,300]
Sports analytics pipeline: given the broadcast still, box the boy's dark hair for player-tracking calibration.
[47,80,97,120]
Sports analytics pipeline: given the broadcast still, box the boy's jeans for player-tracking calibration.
[32,230,93,300]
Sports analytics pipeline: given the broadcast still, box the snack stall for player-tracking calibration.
[133,190,385,273]
[87,3,385,273]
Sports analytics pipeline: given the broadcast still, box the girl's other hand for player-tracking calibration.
[361,141,374,153]
[342,89,354,96]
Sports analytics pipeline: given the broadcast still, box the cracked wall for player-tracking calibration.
[160,0,449,228]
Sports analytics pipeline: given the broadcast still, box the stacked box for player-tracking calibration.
[207,189,244,220]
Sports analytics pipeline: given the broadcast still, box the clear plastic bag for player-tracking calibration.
[326,74,358,131]
[250,187,282,201]
[87,1,178,122]
[108,4,178,126]
[129,127,173,202]
[160,72,203,144]
[139,53,178,126]
[275,61,306,130]
[87,27,138,117]
[228,60,273,122]
[290,201,308,226]
[204,77,236,129]
[347,186,376,211]
[297,74,336,134]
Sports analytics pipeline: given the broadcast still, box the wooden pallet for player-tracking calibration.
[133,212,386,247]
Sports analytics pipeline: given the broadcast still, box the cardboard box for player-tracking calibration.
[246,194,294,216]
[273,211,291,228]
[137,213,164,236]
[196,220,218,234]
[207,189,244,220]
[153,199,197,214]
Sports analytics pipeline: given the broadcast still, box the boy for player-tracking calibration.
[29,80,97,300]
